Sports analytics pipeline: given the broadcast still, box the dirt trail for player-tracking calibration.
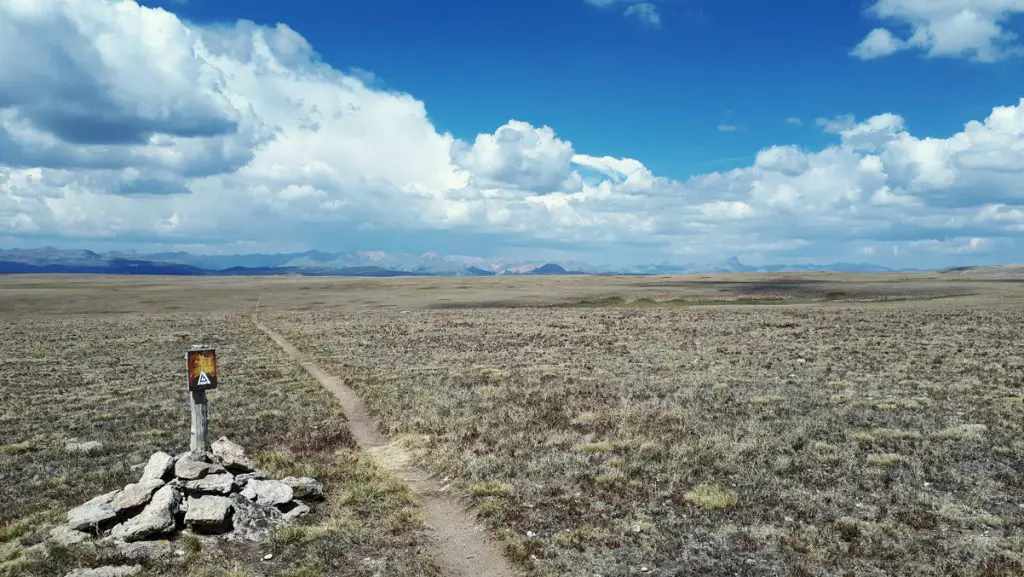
[253,315,518,577]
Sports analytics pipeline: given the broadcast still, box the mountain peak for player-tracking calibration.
[532,263,568,275]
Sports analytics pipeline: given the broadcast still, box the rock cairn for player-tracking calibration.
[52,437,322,546]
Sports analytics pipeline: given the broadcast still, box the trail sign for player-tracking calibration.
[187,346,218,391]
[186,345,217,453]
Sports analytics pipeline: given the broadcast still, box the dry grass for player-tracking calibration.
[4,273,1024,576]
[0,313,440,577]
[264,303,1024,576]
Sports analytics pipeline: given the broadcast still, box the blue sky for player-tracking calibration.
[159,0,1022,177]
[2,0,1024,267]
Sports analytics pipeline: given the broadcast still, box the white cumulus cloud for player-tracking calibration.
[624,3,661,26]
[853,0,1024,62]
[2,0,1024,265]
[585,0,660,27]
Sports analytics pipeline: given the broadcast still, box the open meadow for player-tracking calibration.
[0,306,441,576]
[2,273,1023,576]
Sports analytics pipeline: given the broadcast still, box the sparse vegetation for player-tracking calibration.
[683,484,739,510]
[266,298,1024,576]
[0,313,440,577]
[3,274,1024,576]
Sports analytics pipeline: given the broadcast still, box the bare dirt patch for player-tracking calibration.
[254,315,517,577]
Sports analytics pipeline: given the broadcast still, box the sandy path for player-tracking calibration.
[253,315,518,577]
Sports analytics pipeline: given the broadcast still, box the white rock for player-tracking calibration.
[109,485,180,542]
[140,452,174,482]
[174,455,224,481]
[281,501,310,522]
[66,441,104,454]
[263,553,274,561]
[241,480,293,507]
[67,490,119,532]
[280,476,324,501]
[232,471,266,489]
[112,540,173,563]
[211,437,255,472]
[49,524,91,546]
[184,473,234,495]
[184,496,233,533]
[63,566,141,577]
[110,479,164,514]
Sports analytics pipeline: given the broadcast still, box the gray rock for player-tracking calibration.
[184,473,234,495]
[280,476,325,501]
[109,485,180,542]
[227,493,282,542]
[111,540,172,563]
[140,451,174,482]
[174,455,224,481]
[63,566,141,577]
[281,501,310,522]
[241,479,293,507]
[110,479,164,514]
[232,471,266,489]
[184,496,233,533]
[67,490,119,533]
[66,441,104,454]
[211,437,255,473]
[49,524,91,546]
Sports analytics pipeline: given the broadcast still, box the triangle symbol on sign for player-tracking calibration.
[197,371,212,386]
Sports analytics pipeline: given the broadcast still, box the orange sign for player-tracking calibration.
[187,347,218,391]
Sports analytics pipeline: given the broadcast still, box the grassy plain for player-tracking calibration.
[0,311,440,577]
[2,272,1024,576]
[264,302,1024,576]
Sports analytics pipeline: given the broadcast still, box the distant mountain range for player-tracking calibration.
[0,247,903,277]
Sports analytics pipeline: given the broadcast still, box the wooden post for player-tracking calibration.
[186,345,218,454]
[190,390,210,453]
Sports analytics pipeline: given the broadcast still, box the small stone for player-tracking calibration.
[263,553,274,561]
[140,452,174,482]
[281,501,310,522]
[174,455,224,481]
[280,476,325,501]
[113,540,173,563]
[110,479,164,514]
[49,525,91,546]
[184,473,234,495]
[241,480,293,507]
[66,441,104,454]
[67,490,119,533]
[109,485,180,542]
[184,496,233,533]
[63,566,141,577]
[232,471,266,489]
[211,437,255,473]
